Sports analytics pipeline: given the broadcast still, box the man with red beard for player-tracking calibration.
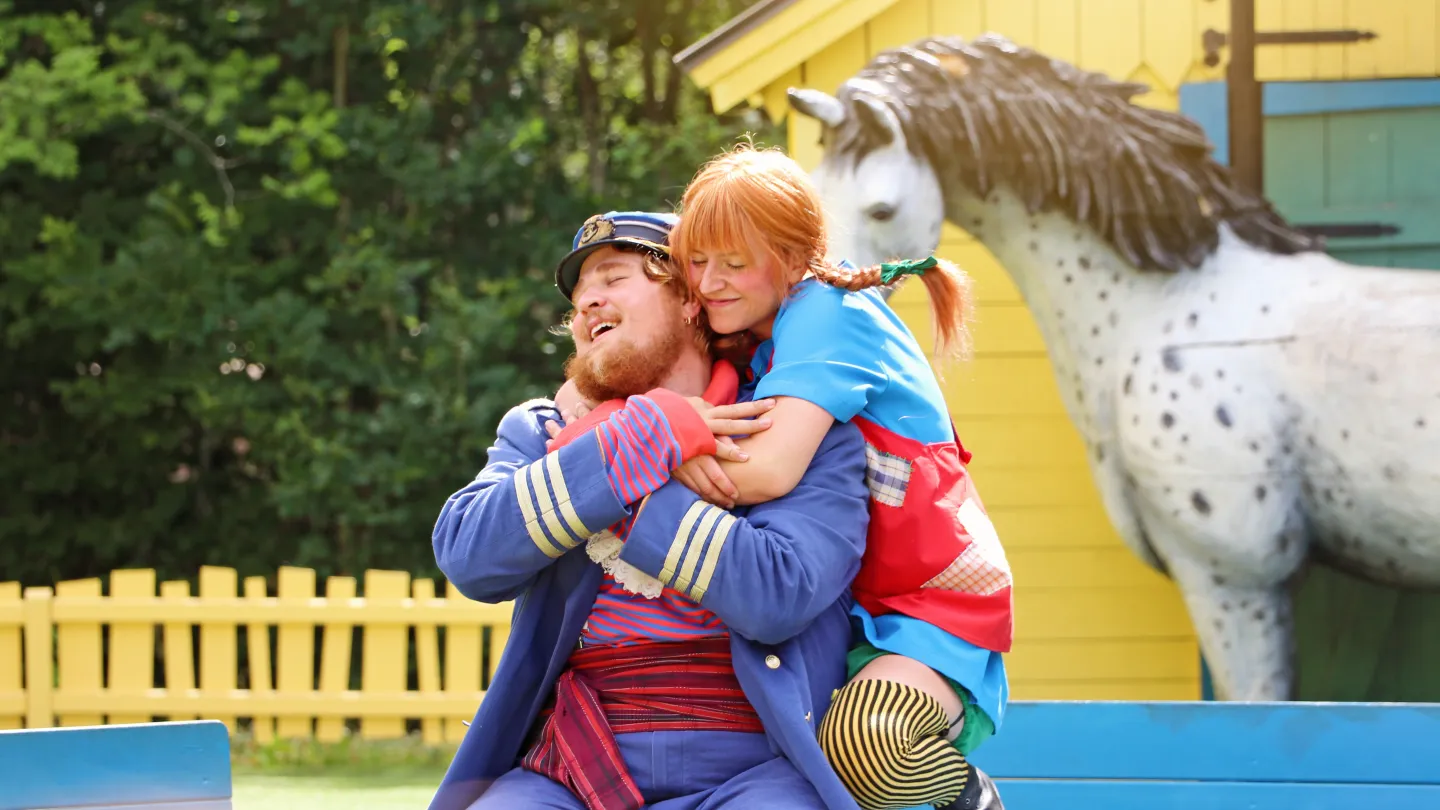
[429,212,873,810]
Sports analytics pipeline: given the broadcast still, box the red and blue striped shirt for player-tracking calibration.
[573,389,731,646]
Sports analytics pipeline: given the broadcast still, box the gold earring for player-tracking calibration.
[683,315,695,326]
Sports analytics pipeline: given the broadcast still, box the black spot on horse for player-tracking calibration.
[1215,405,1232,428]
[1255,485,1267,502]
[1091,325,1100,337]
[1064,274,1073,284]
[1029,240,1038,251]
[1418,417,1428,429]
[1248,441,1260,453]
[1186,312,1198,328]
[1162,348,1182,372]
[1124,374,1133,394]
[1261,305,1270,314]
[1079,257,1091,269]
[1192,491,1212,515]
[1341,429,1349,441]
[1211,573,1225,586]
[1161,413,1175,428]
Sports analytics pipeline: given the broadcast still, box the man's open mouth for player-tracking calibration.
[590,321,618,340]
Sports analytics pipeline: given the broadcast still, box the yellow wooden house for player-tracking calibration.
[677,0,1440,701]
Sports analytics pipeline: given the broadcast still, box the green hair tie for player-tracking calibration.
[878,256,938,285]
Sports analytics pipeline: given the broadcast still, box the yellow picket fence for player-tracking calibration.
[0,566,513,743]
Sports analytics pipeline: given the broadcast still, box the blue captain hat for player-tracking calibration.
[555,211,679,300]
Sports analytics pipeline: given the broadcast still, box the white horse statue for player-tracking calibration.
[788,33,1440,701]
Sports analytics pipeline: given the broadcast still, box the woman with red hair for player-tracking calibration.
[667,144,1010,810]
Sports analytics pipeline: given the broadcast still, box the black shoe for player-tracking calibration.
[941,764,1004,810]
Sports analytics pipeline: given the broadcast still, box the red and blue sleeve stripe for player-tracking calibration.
[595,390,717,505]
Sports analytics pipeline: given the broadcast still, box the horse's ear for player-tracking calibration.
[852,95,899,146]
[787,88,845,128]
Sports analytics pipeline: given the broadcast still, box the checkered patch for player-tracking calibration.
[923,499,1012,595]
[864,444,912,508]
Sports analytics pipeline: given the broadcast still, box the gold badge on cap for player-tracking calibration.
[577,215,616,247]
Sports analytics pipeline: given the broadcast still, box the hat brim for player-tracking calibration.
[555,237,670,301]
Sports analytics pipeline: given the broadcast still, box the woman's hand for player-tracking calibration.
[670,398,774,507]
[674,438,742,508]
[684,396,775,439]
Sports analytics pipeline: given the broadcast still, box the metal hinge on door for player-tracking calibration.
[1202,28,1378,67]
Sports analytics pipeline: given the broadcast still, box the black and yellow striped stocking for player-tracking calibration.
[818,679,971,810]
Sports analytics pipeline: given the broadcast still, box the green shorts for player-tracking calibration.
[846,642,996,756]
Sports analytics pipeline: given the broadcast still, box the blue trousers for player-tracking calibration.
[469,731,828,809]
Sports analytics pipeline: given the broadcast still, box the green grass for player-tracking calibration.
[230,733,453,809]
[234,774,441,809]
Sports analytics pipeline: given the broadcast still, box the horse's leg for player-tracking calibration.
[1165,553,1297,701]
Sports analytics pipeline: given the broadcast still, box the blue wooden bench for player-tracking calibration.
[0,720,232,810]
[969,701,1440,809]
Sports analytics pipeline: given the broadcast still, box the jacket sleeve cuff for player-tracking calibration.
[645,387,717,462]
[618,480,735,603]
[525,434,632,557]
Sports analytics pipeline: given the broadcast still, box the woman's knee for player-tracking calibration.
[818,678,970,810]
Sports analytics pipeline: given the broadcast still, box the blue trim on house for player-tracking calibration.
[1179,82,1232,165]
[1179,78,1440,167]
[1267,78,1440,116]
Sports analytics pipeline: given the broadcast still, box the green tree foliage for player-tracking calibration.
[0,0,778,586]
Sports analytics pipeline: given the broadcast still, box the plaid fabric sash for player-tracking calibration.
[520,636,763,810]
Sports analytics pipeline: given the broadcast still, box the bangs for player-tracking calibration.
[673,175,767,265]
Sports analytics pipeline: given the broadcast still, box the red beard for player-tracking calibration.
[564,320,687,402]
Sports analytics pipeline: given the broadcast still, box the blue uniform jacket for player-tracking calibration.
[427,396,871,810]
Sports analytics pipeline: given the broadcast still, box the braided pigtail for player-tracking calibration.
[810,256,974,361]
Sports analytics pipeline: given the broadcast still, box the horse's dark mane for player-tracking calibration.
[827,34,1320,272]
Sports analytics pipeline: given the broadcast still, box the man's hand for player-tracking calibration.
[553,378,594,425]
